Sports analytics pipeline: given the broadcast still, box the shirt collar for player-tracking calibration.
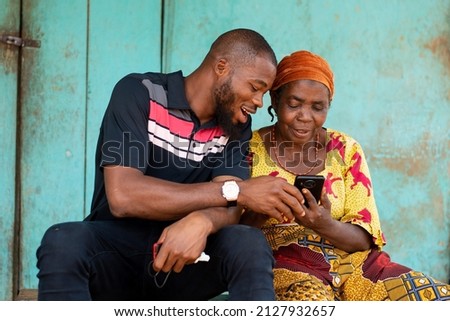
[166,70,190,110]
[166,70,222,129]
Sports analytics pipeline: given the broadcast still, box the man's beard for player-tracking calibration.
[214,79,247,141]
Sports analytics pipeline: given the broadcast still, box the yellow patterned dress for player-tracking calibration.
[249,128,450,301]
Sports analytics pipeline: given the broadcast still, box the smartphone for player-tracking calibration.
[294,175,325,208]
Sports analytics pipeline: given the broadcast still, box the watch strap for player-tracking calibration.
[227,200,237,207]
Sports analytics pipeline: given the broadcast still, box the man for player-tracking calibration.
[36,28,305,300]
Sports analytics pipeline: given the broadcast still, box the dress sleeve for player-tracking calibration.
[340,139,386,250]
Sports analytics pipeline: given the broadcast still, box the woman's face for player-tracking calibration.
[273,79,330,145]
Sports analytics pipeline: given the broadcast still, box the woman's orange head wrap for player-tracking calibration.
[271,50,334,100]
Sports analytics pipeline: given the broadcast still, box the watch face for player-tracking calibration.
[223,181,239,201]
[224,185,236,195]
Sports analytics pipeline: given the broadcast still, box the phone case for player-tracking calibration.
[294,175,325,208]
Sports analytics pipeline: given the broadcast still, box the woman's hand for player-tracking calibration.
[294,187,333,230]
[295,187,373,253]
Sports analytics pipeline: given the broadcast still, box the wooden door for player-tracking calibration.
[0,0,21,301]
[0,0,162,300]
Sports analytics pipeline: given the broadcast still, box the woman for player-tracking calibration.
[242,50,450,301]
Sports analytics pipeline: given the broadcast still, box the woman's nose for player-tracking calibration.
[296,106,312,121]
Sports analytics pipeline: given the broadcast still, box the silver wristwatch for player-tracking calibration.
[221,181,239,206]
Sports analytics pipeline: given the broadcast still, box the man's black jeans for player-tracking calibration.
[36,220,275,300]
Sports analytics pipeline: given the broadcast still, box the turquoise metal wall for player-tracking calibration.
[1,0,162,300]
[163,0,449,282]
[0,0,20,301]
[0,0,448,300]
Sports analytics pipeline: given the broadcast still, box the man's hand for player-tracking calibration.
[238,176,305,223]
[151,211,212,273]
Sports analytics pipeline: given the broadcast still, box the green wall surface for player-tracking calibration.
[1,0,448,300]
[1,0,162,299]
[0,0,20,301]
[164,0,450,283]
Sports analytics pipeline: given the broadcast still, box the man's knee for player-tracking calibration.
[37,222,93,261]
[221,224,268,243]
[214,225,273,263]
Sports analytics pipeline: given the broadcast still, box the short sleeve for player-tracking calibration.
[211,118,252,180]
[341,139,386,250]
[99,75,151,173]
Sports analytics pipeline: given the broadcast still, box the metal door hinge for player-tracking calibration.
[1,35,40,48]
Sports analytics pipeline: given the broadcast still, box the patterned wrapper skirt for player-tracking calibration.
[262,225,450,301]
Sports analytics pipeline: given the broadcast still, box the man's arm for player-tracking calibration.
[105,165,308,273]
[152,175,308,273]
[105,166,247,273]
[104,165,237,221]
[105,165,305,222]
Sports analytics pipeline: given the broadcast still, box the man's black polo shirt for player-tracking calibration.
[86,71,251,221]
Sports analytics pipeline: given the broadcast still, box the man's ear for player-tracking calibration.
[215,58,230,76]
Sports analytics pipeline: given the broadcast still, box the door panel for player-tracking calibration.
[0,0,20,301]
[85,0,162,214]
[20,0,89,291]
[15,0,163,297]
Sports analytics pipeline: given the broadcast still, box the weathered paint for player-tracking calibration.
[15,0,163,296]
[85,0,162,214]
[0,0,20,301]
[19,0,89,290]
[164,0,449,282]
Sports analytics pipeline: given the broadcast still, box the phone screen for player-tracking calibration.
[294,175,325,208]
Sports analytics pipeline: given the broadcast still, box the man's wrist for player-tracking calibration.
[221,181,240,207]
